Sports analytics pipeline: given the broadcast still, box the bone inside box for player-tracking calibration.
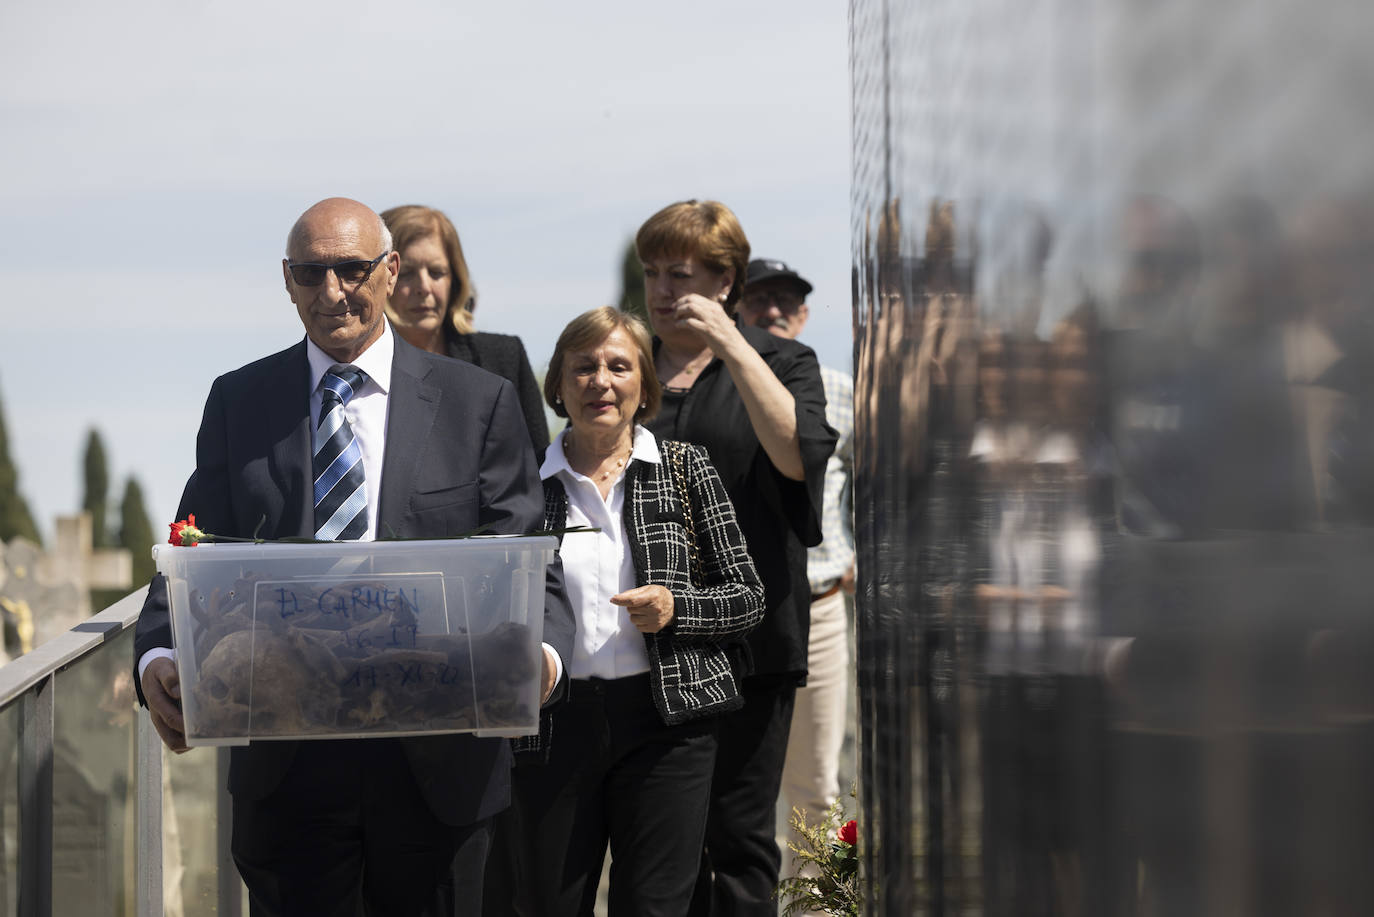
[152,536,557,746]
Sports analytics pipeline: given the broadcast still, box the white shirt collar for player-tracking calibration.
[305,321,394,394]
[541,423,661,481]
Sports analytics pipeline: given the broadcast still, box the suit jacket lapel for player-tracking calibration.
[378,337,440,538]
[267,341,314,539]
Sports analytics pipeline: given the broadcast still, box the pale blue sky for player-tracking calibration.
[0,0,850,541]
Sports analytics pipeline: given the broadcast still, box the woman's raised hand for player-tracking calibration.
[671,293,740,353]
[611,585,676,633]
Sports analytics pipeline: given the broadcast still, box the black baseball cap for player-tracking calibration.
[745,259,813,296]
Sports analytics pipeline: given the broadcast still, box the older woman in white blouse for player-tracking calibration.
[501,306,764,917]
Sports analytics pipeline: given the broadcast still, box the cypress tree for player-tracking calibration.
[118,476,157,587]
[82,429,111,548]
[0,382,41,545]
[617,239,647,323]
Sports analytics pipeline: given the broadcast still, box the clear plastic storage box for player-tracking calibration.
[151,537,557,746]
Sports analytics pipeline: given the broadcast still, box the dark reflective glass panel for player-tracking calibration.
[851,1,1374,913]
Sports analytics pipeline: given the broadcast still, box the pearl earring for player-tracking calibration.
[640,401,647,408]
[555,394,562,404]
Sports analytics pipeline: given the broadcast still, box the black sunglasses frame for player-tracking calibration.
[286,251,389,287]
[742,288,806,311]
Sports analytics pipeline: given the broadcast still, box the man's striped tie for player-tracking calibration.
[313,366,369,541]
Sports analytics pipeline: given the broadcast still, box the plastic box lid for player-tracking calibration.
[152,536,556,746]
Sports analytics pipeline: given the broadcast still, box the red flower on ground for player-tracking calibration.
[837,819,857,846]
[168,515,205,547]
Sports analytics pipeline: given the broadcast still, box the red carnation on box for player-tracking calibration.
[166,515,265,546]
[168,515,205,547]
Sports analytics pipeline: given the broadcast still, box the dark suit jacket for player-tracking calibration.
[134,333,575,826]
[445,329,550,454]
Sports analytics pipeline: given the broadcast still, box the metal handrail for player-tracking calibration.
[1,587,163,917]
[0,590,146,711]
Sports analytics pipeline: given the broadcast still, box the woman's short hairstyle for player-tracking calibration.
[635,200,751,314]
[380,204,476,335]
[544,306,662,423]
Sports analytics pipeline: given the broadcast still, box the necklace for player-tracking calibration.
[565,432,634,481]
[658,347,712,380]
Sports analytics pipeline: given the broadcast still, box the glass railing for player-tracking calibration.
[0,589,244,916]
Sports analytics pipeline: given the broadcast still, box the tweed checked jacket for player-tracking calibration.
[544,437,765,725]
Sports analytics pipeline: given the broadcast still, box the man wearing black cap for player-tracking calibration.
[739,259,814,340]
[740,259,855,865]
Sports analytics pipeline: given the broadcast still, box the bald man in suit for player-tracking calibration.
[134,198,574,916]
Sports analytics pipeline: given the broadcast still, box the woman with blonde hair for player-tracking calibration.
[381,204,549,450]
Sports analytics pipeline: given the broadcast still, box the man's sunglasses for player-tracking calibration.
[742,289,805,311]
[286,252,389,287]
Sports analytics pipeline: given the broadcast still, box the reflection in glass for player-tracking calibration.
[52,628,136,914]
[166,742,226,913]
[0,701,18,915]
[852,1,1374,913]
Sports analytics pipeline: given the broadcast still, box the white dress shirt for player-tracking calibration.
[540,425,661,680]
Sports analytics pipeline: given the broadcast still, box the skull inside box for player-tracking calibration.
[151,537,556,746]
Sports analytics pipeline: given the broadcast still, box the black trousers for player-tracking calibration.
[501,674,717,916]
[231,739,489,917]
[689,677,797,917]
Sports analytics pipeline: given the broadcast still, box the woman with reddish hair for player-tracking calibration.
[634,199,836,915]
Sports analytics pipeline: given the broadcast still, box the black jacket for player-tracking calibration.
[543,438,765,724]
[445,329,550,453]
[644,324,836,681]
